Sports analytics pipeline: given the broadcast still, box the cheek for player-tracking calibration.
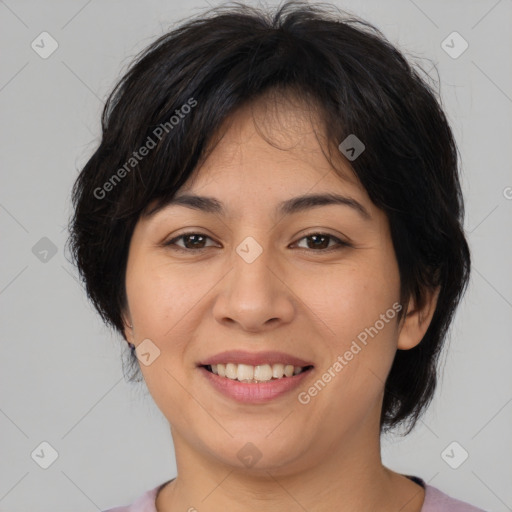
[125,255,202,338]
[294,252,401,405]
[125,257,198,419]
[294,265,401,423]
[294,260,400,345]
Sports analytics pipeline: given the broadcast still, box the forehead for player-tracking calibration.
[142,93,376,222]
[184,94,362,193]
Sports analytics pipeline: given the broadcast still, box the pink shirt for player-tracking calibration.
[102,477,486,511]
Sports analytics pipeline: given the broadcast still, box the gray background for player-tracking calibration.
[1,0,511,510]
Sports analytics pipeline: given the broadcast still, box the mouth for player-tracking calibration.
[201,363,314,383]
[197,350,315,402]
[199,363,314,403]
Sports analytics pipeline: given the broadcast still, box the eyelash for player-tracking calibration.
[164,231,351,254]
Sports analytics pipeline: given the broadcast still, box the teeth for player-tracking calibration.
[284,364,294,377]
[254,364,272,381]
[225,363,238,379]
[237,363,254,381]
[272,363,284,378]
[208,363,307,382]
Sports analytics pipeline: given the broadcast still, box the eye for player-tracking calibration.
[165,232,218,251]
[293,232,351,252]
[164,231,351,253]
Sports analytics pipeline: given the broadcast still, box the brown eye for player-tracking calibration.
[165,233,217,251]
[294,232,351,252]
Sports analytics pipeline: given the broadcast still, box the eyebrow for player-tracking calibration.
[145,192,371,221]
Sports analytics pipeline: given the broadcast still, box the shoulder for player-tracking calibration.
[422,483,487,512]
[101,482,164,512]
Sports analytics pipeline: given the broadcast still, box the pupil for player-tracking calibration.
[308,234,328,249]
[185,234,204,249]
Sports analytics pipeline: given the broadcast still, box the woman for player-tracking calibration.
[68,1,484,510]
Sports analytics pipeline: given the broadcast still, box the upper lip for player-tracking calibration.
[199,350,314,368]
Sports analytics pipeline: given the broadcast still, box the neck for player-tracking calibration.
[156,413,424,512]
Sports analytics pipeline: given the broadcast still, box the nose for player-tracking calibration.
[212,242,295,333]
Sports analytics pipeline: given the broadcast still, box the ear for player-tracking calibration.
[121,312,134,344]
[397,286,440,350]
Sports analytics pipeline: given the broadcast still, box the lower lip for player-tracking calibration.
[199,366,313,404]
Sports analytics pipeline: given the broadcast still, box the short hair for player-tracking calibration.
[67,0,471,433]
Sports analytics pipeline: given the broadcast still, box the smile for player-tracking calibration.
[199,364,314,403]
[204,363,313,383]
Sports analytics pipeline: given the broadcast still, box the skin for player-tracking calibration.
[122,93,439,512]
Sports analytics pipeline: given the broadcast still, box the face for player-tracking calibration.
[123,96,408,475]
